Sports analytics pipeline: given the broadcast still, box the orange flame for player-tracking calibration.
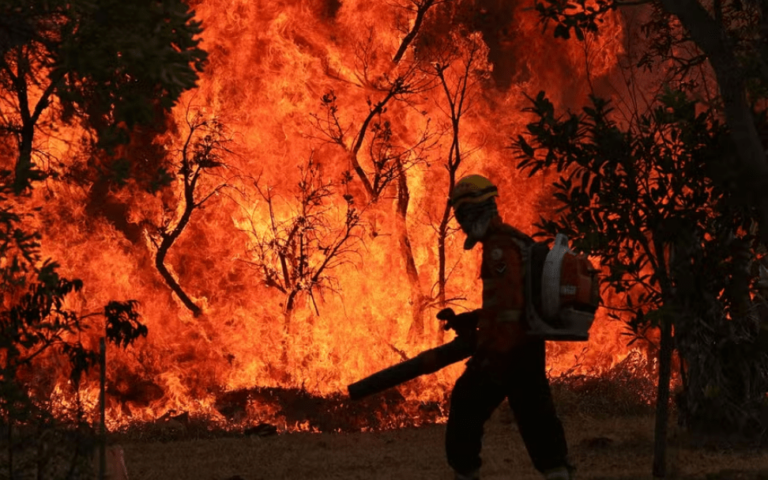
[33,0,636,431]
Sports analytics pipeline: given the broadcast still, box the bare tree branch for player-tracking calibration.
[392,0,439,64]
[148,110,231,316]
[242,153,365,320]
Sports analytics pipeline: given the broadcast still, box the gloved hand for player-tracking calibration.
[437,308,480,341]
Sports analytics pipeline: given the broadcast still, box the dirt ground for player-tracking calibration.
[121,409,768,480]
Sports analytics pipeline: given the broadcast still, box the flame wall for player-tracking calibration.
[34,0,636,429]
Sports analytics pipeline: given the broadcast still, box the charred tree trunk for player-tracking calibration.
[6,418,12,480]
[436,121,461,343]
[435,201,452,344]
[12,75,58,193]
[653,242,676,478]
[16,122,34,193]
[155,163,202,316]
[392,0,436,64]
[285,290,298,331]
[279,304,296,383]
[155,220,201,316]
[12,51,34,194]
[436,110,461,311]
[396,162,427,341]
[653,315,674,478]
[437,202,451,308]
[6,42,61,193]
[659,0,768,244]
[152,116,229,317]
[729,237,753,319]
[348,89,399,204]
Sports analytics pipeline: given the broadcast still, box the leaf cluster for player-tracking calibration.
[52,0,206,138]
[532,0,768,101]
[0,0,207,190]
[0,170,146,426]
[534,0,617,41]
[513,88,757,337]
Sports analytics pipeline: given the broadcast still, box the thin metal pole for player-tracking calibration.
[99,337,106,480]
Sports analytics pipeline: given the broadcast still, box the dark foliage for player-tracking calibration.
[0,166,147,477]
[0,1,203,475]
[0,0,208,192]
[512,88,768,439]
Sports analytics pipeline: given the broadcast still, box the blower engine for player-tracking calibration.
[525,233,600,341]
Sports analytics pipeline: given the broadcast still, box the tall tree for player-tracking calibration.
[426,31,489,341]
[513,89,767,477]
[0,0,207,193]
[532,0,768,243]
[310,25,436,342]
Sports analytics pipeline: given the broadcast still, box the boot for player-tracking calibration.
[454,468,480,480]
[543,466,573,480]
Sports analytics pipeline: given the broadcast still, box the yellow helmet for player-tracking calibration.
[449,174,498,210]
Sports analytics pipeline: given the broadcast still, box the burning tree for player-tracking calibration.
[309,83,435,204]
[145,110,231,317]
[309,27,439,341]
[237,153,364,383]
[426,30,490,320]
[242,154,364,323]
[310,26,434,202]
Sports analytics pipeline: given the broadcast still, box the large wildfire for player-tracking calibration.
[30,0,640,432]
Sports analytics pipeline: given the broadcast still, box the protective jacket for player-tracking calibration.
[475,216,533,362]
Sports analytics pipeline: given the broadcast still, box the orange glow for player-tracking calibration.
[28,0,639,431]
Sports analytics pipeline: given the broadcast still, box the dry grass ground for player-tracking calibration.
[116,363,768,480]
[121,408,768,480]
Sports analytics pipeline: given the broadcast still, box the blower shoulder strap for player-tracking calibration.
[495,222,534,246]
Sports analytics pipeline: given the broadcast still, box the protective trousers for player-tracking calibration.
[445,339,569,476]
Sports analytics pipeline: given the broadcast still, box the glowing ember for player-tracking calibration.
[33,0,635,431]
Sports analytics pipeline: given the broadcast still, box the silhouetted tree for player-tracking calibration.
[243,154,364,322]
[0,0,207,193]
[514,88,768,477]
[0,171,147,478]
[533,0,768,243]
[146,110,231,317]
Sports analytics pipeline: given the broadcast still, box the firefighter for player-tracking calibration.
[444,174,574,480]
